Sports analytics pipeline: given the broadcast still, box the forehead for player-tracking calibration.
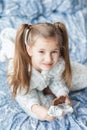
[33,37,59,49]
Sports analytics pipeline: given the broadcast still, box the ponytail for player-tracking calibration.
[54,22,72,89]
[10,24,32,97]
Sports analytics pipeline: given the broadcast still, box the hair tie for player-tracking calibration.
[25,29,30,45]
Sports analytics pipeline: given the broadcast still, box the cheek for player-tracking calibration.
[53,54,59,62]
[32,54,42,62]
[53,53,59,58]
[36,56,43,62]
[36,53,43,59]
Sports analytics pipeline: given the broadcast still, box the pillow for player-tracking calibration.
[0,28,16,62]
[71,61,87,91]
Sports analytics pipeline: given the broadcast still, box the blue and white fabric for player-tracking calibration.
[0,0,87,130]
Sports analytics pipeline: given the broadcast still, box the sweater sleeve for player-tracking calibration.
[49,58,69,97]
[7,59,40,118]
[49,78,69,97]
[15,88,40,117]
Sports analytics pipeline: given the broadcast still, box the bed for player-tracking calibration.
[0,0,87,130]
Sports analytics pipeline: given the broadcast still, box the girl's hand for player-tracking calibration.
[52,95,72,117]
[44,113,56,121]
[31,104,56,121]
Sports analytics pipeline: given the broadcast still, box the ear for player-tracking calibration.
[26,44,32,56]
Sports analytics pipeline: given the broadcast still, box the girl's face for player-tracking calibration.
[27,37,60,72]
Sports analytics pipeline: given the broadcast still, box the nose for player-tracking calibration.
[45,53,52,63]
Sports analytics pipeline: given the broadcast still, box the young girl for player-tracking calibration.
[8,22,87,121]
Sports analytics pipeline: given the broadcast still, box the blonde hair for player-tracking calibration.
[8,22,72,97]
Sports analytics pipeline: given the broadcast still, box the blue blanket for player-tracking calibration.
[0,0,87,130]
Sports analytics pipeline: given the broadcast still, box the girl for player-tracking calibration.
[8,22,87,121]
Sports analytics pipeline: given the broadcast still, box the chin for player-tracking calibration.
[41,67,52,71]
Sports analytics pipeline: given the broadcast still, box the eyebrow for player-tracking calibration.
[53,48,59,50]
[38,48,59,51]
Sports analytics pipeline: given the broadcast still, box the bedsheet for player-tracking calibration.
[0,0,87,130]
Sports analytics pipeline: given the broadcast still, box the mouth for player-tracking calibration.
[43,63,53,68]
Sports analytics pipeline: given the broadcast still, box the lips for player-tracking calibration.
[43,63,53,68]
